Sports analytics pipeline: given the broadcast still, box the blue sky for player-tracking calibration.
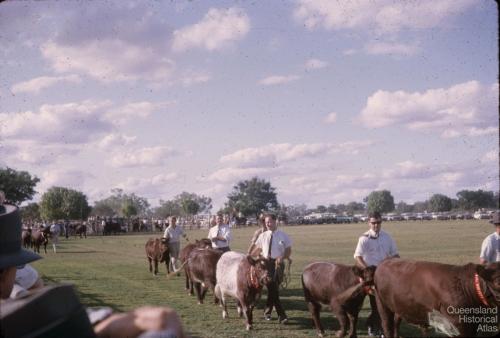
[0,0,498,210]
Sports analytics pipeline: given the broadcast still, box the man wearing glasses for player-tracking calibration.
[354,211,399,337]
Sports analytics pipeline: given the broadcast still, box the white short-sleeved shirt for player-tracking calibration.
[163,225,184,243]
[480,232,500,263]
[207,224,231,249]
[354,229,398,266]
[255,229,292,259]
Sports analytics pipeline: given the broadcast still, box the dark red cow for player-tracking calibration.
[302,262,376,338]
[374,259,500,337]
[186,248,223,304]
[215,251,271,330]
[179,238,212,295]
[145,238,170,275]
[75,224,87,238]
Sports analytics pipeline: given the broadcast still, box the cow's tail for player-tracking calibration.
[166,260,189,279]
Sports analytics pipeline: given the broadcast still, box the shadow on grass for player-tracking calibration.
[58,251,100,254]
[42,276,119,311]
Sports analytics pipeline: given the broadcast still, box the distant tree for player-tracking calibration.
[93,189,150,217]
[284,204,308,219]
[326,204,337,213]
[365,190,395,214]
[346,201,365,214]
[122,201,138,219]
[40,187,91,221]
[413,201,429,213]
[174,192,211,215]
[456,190,497,211]
[91,202,115,217]
[153,200,182,219]
[395,201,413,213]
[316,205,327,213]
[181,199,200,218]
[20,202,40,222]
[0,167,40,205]
[226,177,278,218]
[428,194,452,212]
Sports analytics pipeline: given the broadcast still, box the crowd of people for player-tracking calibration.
[1,187,499,337]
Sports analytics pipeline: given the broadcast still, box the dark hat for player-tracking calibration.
[490,211,500,225]
[0,204,41,270]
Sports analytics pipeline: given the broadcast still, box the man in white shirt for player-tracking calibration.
[49,222,61,253]
[207,214,231,253]
[253,213,292,324]
[354,211,399,336]
[479,211,500,264]
[163,216,188,272]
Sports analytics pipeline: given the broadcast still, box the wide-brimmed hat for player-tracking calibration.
[490,211,500,225]
[0,204,41,270]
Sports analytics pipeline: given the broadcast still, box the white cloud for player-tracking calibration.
[0,100,164,144]
[116,173,179,193]
[180,70,211,87]
[258,75,300,86]
[98,133,137,150]
[482,150,498,163]
[382,161,438,179]
[111,146,178,168]
[358,81,498,138]
[37,168,93,194]
[220,141,373,168]
[305,58,328,70]
[105,101,171,125]
[41,40,175,83]
[343,49,357,55]
[0,100,114,144]
[324,112,337,124]
[172,7,250,52]
[205,167,278,183]
[293,0,475,33]
[364,41,420,56]
[11,74,82,94]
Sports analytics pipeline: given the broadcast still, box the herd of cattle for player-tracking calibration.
[21,224,88,253]
[144,237,500,337]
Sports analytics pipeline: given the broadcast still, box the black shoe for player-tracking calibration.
[279,316,288,324]
[264,315,271,321]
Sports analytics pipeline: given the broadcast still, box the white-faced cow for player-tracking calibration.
[374,259,500,337]
[302,262,376,338]
[214,251,271,330]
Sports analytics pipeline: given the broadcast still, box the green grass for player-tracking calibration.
[32,220,494,337]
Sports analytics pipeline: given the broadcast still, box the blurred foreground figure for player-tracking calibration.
[0,200,186,338]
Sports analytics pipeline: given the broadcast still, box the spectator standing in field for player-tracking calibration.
[354,211,399,337]
[207,213,231,253]
[252,213,292,324]
[163,216,189,272]
[49,221,62,253]
[247,213,266,255]
[479,211,500,264]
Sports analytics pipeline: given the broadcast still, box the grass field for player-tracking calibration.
[32,219,495,337]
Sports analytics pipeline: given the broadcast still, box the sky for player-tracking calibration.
[0,0,498,211]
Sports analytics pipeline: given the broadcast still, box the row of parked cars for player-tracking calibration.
[290,210,496,225]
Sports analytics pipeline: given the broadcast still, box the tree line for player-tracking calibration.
[1,167,498,222]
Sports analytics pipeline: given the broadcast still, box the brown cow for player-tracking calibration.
[374,258,500,337]
[31,227,50,254]
[179,238,212,295]
[22,228,32,249]
[186,248,223,304]
[302,262,377,338]
[145,238,170,275]
[215,251,271,330]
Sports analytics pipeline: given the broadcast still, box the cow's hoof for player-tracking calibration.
[317,331,325,338]
[335,330,346,338]
[246,324,252,331]
[222,311,228,319]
